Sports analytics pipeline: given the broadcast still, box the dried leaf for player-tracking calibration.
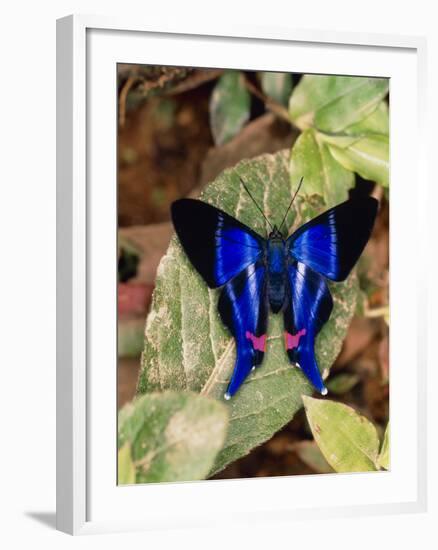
[119,223,173,285]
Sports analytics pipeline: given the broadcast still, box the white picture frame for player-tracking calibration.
[56,14,428,535]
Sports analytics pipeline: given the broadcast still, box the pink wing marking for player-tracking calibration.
[245,331,267,352]
[284,328,307,350]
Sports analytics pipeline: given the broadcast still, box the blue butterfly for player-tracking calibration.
[171,178,377,400]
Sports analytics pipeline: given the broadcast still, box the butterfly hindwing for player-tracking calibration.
[171,198,264,288]
[284,261,333,394]
[218,261,268,398]
[287,197,378,281]
[283,196,377,392]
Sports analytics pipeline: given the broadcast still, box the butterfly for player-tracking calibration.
[171,177,378,400]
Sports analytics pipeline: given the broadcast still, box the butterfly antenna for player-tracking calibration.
[239,177,273,231]
[279,176,304,233]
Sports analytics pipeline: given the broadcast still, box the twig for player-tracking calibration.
[364,305,389,319]
[165,69,224,95]
[371,183,384,202]
[243,76,295,127]
[118,76,142,127]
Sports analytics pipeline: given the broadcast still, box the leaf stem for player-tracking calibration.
[243,75,297,128]
[118,76,142,127]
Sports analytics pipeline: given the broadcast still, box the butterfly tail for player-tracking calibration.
[296,339,328,396]
[224,343,255,399]
[284,262,332,395]
[218,262,268,400]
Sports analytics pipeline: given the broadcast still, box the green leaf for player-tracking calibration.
[118,443,136,484]
[293,440,334,474]
[326,373,360,395]
[325,134,389,187]
[118,318,145,358]
[209,71,251,145]
[259,72,293,106]
[317,126,389,187]
[377,422,390,470]
[345,100,389,136]
[289,129,354,206]
[138,150,360,475]
[303,396,380,472]
[289,75,389,132]
[118,392,228,483]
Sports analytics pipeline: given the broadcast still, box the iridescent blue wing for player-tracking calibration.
[284,197,377,392]
[218,261,268,398]
[171,198,264,288]
[283,261,333,394]
[171,198,268,398]
[287,197,378,281]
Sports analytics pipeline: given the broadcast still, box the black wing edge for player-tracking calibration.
[171,198,263,288]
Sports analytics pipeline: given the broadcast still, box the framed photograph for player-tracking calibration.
[56,15,427,535]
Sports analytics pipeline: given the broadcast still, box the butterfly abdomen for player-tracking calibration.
[267,237,287,313]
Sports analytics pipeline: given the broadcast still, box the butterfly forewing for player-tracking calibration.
[171,198,264,288]
[287,197,378,281]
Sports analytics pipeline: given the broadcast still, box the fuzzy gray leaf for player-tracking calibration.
[138,150,359,474]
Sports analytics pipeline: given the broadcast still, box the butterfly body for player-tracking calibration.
[266,229,287,313]
[171,191,377,400]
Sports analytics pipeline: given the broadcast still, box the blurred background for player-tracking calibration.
[117,65,389,478]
